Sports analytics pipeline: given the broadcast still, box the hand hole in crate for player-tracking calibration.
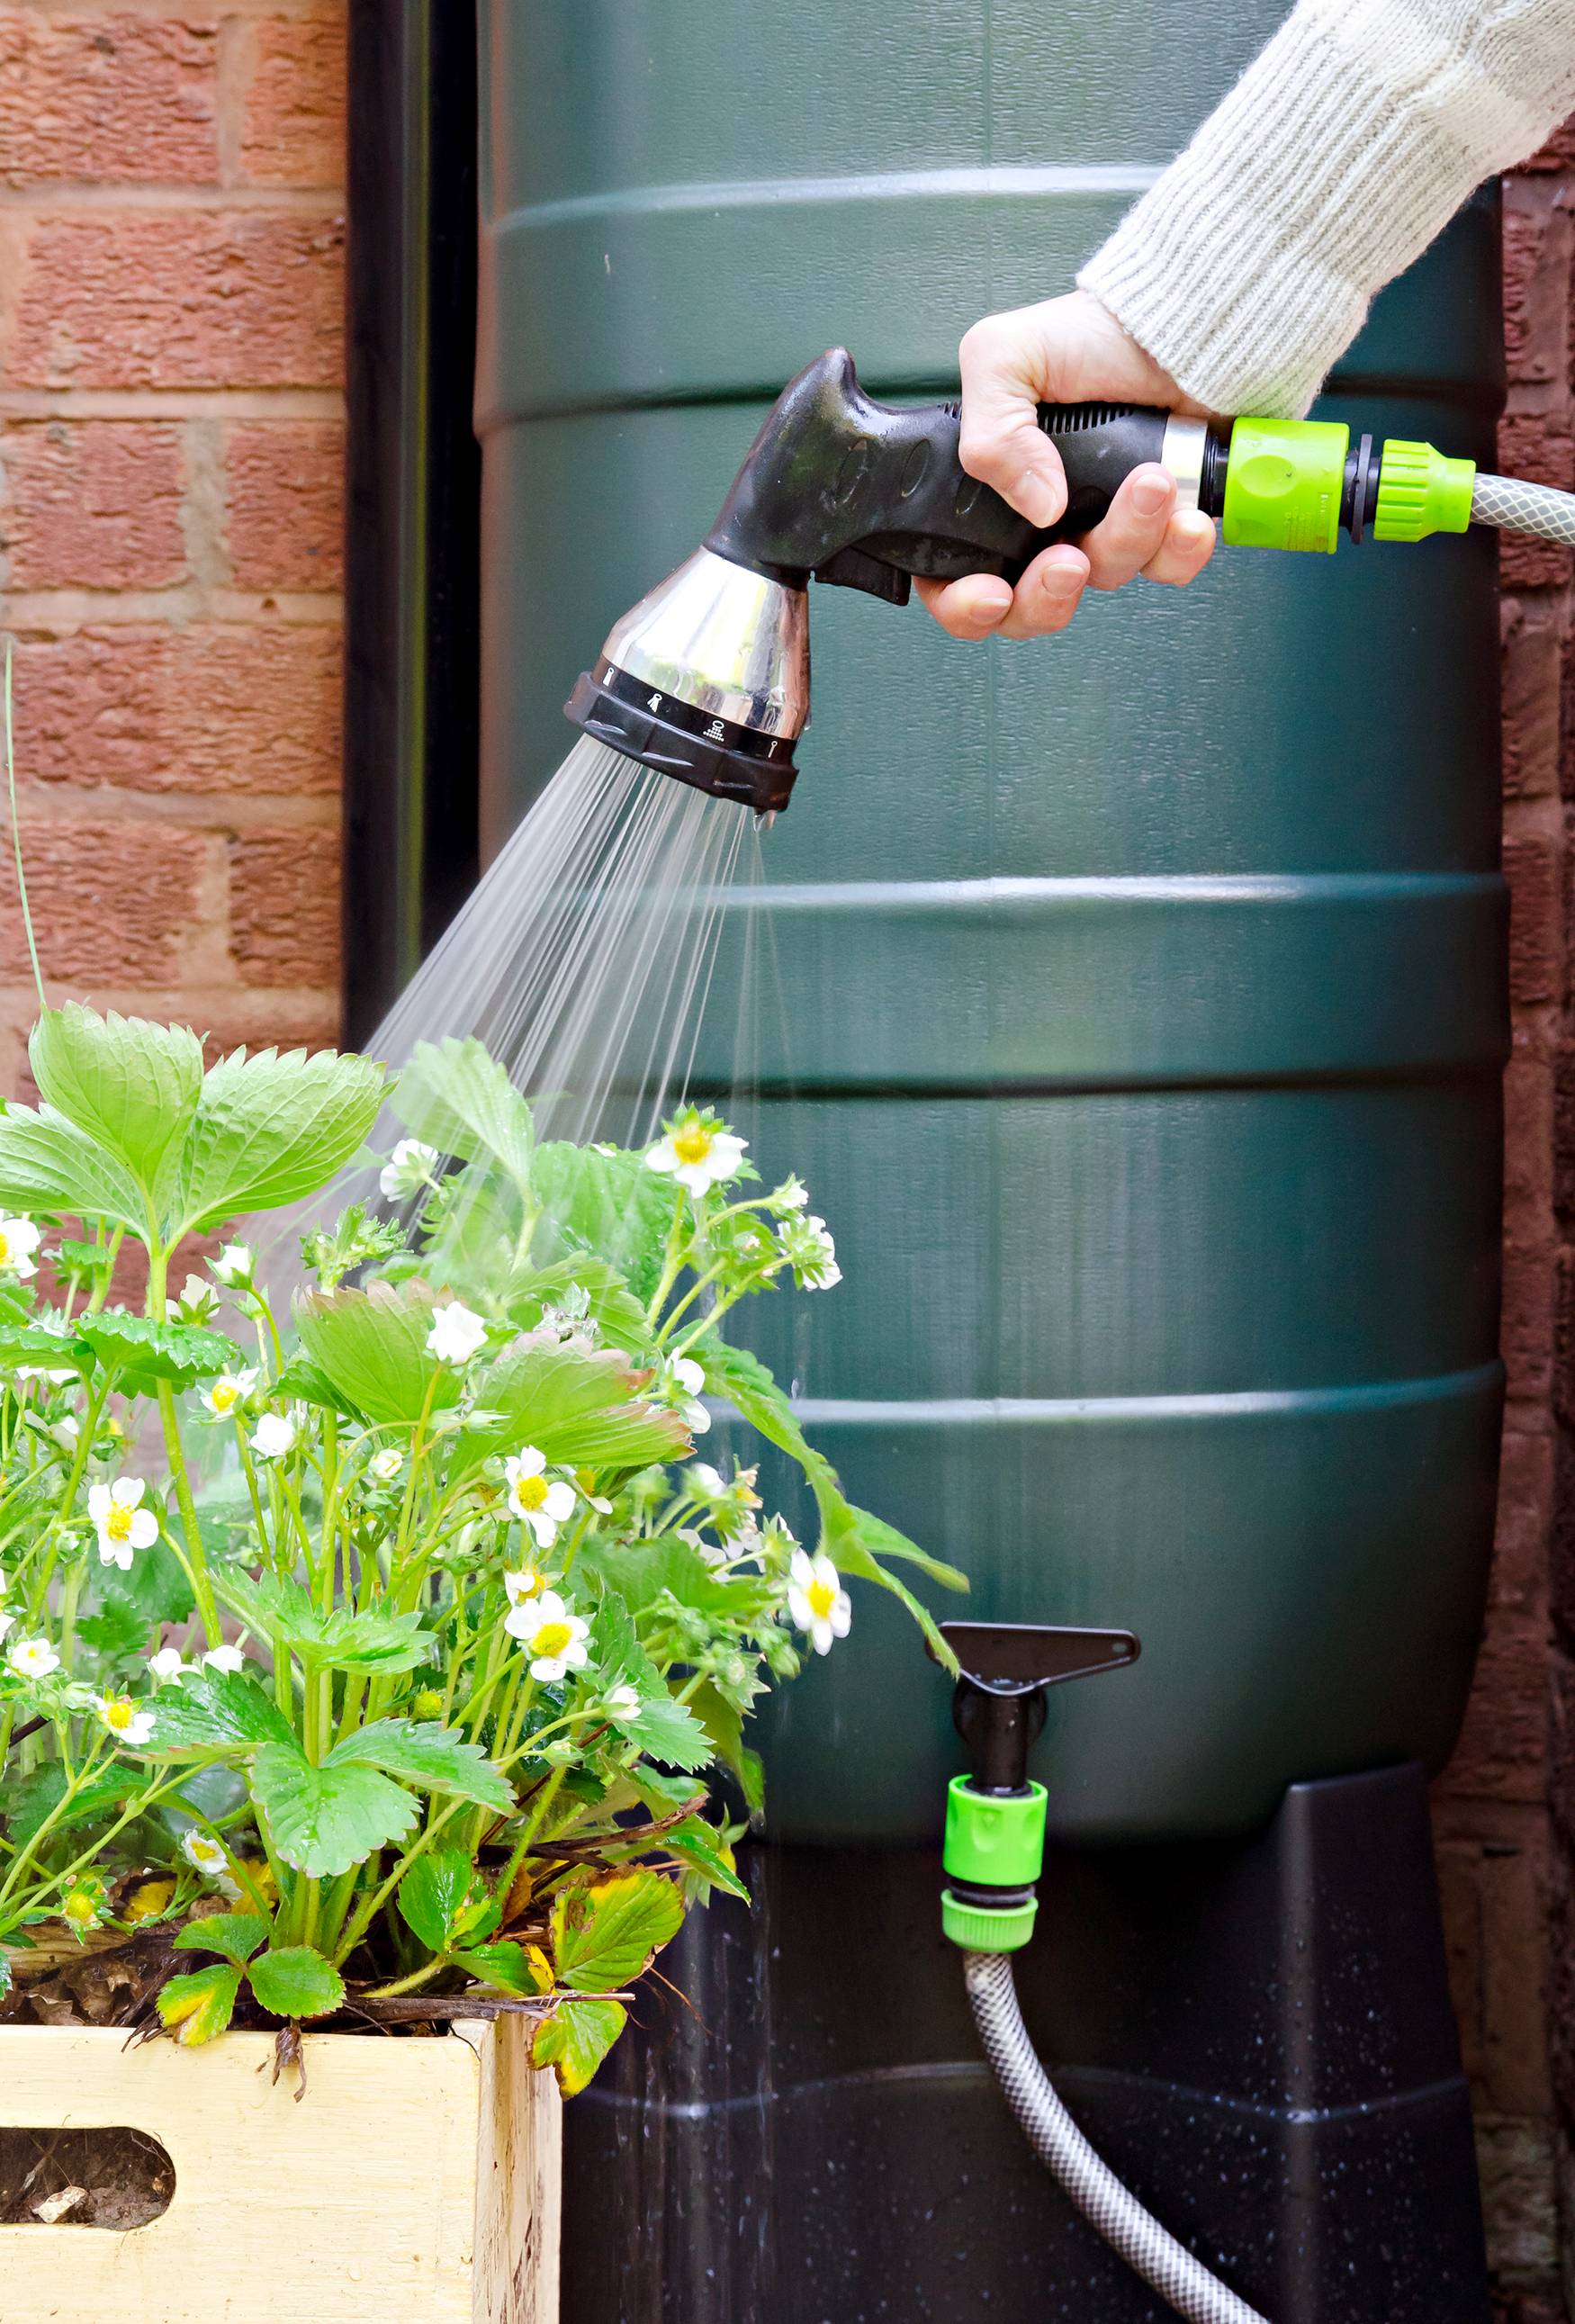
[0,2127,174,2229]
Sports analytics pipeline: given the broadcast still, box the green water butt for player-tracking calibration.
[478,0,1506,1843]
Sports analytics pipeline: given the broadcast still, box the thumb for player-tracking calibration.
[957,315,1066,530]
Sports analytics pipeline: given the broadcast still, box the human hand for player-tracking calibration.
[917,289,1217,642]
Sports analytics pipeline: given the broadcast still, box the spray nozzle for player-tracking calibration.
[934,1621,1139,1953]
[565,346,1490,812]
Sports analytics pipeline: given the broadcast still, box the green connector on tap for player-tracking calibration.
[941,1774,1048,1955]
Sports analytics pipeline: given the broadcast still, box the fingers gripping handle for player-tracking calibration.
[703,347,1175,603]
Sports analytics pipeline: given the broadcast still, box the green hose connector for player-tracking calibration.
[1222,416,1349,554]
[1372,439,1475,542]
[941,1774,1048,1955]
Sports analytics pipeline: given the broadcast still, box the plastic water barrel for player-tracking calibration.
[476,0,1505,1844]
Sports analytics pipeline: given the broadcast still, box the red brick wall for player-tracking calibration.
[0,2,346,1079]
[2,14,1574,2312]
[1431,131,1575,2324]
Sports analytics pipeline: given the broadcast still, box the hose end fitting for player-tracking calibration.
[1373,439,1476,542]
[942,1776,1048,1955]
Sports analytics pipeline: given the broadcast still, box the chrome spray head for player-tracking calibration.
[566,346,1207,812]
[564,547,808,815]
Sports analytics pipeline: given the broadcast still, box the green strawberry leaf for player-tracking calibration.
[29,1005,203,1197]
[73,1311,239,1386]
[327,1718,514,1813]
[662,1817,751,1904]
[246,1944,345,2021]
[392,1037,535,1190]
[173,1912,269,1966]
[249,1744,419,1878]
[0,1103,146,1232]
[397,1850,500,1953]
[172,1045,386,1235]
[145,1669,298,1759]
[450,1940,550,1998]
[294,1280,455,1428]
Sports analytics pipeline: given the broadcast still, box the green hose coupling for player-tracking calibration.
[941,1774,1048,1955]
[1221,415,1349,554]
[1372,438,1475,542]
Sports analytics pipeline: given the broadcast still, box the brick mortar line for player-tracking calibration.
[6,1,343,15]
[11,786,339,821]
[0,186,344,213]
[0,590,344,625]
[0,983,341,1005]
[0,391,345,418]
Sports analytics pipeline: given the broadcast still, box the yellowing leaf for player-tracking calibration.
[532,1994,626,2096]
[551,1869,684,1995]
[157,1960,242,2046]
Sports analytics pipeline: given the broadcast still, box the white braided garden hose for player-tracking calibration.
[964,1949,1271,2324]
[1472,473,1575,545]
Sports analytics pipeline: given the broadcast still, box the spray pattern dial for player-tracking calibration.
[935,1621,1139,1955]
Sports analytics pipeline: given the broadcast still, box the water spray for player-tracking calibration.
[566,345,1565,814]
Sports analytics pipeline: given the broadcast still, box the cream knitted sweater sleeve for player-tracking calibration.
[1078,0,1575,417]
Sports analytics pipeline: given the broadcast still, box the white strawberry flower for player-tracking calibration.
[605,1680,642,1719]
[96,1692,155,1747]
[645,1109,748,1197]
[0,1216,42,1280]
[176,1273,221,1322]
[180,1828,233,1887]
[8,1635,60,1680]
[428,1300,488,1367]
[505,1446,576,1549]
[370,1447,405,1482]
[0,1611,15,1644]
[88,1476,159,1572]
[379,1138,440,1201]
[663,1353,710,1435]
[687,1460,761,1542]
[209,1242,254,1288]
[504,1589,590,1683]
[777,1213,842,1291]
[503,1565,545,1606]
[248,1410,296,1461]
[788,1549,852,1657]
[766,1175,810,1217]
[202,1644,246,1675]
[148,1645,190,1683]
[202,1366,259,1420]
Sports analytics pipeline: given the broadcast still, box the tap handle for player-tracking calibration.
[938,1621,1140,1797]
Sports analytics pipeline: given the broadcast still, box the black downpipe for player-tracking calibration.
[342,1,482,1047]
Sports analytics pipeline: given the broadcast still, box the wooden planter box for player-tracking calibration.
[0,2018,560,2322]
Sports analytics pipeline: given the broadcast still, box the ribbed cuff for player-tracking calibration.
[1079,0,1575,418]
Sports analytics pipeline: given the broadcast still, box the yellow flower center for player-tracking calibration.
[672,1124,713,1166]
[532,1620,573,1659]
[103,1696,136,1732]
[515,1473,548,1511]
[0,1232,11,1266]
[807,1579,837,1620]
[210,1380,239,1414]
[104,1502,134,1544]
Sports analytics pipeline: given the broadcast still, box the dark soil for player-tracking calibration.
[0,2125,173,2229]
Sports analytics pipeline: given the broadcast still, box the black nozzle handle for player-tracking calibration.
[704,349,1208,603]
